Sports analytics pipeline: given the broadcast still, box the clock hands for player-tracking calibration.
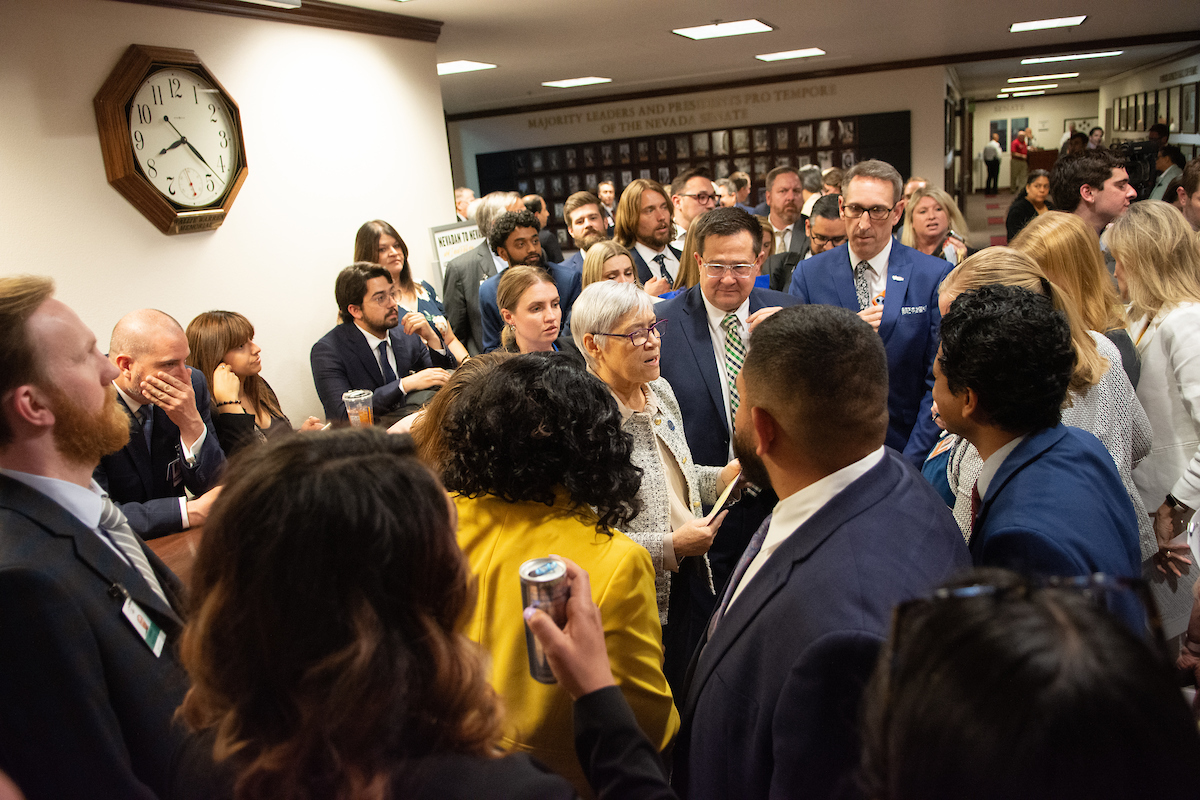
[157,137,185,156]
[161,115,226,186]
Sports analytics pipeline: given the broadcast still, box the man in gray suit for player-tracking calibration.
[442,191,523,355]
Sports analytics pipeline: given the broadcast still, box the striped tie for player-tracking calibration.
[722,313,746,421]
[98,497,170,608]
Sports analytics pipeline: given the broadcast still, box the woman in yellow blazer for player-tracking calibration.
[443,353,679,796]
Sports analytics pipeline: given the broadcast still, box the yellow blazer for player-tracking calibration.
[454,491,679,796]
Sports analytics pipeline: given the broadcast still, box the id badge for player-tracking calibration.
[166,457,182,487]
[121,597,166,657]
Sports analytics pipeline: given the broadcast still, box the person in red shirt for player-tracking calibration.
[1010,132,1028,192]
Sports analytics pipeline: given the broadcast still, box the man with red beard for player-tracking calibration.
[614,178,679,297]
[0,276,217,799]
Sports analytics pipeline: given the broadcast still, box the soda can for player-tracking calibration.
[519,556,569,684]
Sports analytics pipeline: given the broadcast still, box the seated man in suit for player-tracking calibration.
[672,303,969,800]
[442,191,523,355]
[935,284,1141,578]
[613,178,679,297]
[789,159,952,468]
[655,206,798,689]
[767,193,846,291]
[95,309,224,539]
[479,210,582,352]
[560,190,611,273]
[311,263,455,425]
[0,276,217,799]
[524,193,564,263]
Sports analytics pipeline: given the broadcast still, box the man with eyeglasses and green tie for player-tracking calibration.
[657,206,798,620]
[788,159,953,469]
[670,168,719,251]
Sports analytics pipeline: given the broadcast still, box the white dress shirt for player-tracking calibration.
[634,241,680,283]
[115,384,205,528]
[976,435,1026,498]
[355,323,402,388]
[847,235,892,308]
[701,292,749,460]
[0,468,132,566]
[728,446,886,609]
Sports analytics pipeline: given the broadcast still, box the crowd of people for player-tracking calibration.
[3,142,1200,800]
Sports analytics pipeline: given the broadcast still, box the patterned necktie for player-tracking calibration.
[721,313,746,422]
[652,253,669,281]
[853,261,872,311]
[377,341,397,384]
[708,514,772,639]
[98,497,170,608]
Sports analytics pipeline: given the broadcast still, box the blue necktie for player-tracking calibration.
[707,514,772,639]
[136,405,152,452]
[652,254,669,281]
[377,341,397,384]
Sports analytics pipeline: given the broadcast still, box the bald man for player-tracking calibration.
[94,309,225,539]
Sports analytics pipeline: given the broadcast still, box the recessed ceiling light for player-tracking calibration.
[1021,51,1122,64]
[542,76,612,89]
[1012,90,1047,97]
[1004,83,1058,91]
[436,60,497,76]
[997,93,1011,98]
[755,48,826,62]
[1008,72,1079,82]
[1010,15,1087,32]
[673,19,774,40]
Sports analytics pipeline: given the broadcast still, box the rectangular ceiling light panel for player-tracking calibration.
[755,48,826,62]
[673,19,774,40]
[1008,72,1079,82]
[437,60,498,76]
[1021,51,1122,64]
[1010,16,1087,32]
[542,77,612,88]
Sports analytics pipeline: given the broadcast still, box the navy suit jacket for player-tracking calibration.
[631,244,683,288]
[479,261,583,353]
[971,424,1141,578]
[673,450,970,800]
[0,474,219,800]
[310,321,455,421]
[93,368,224,540]
[442,240,497,355]
[788,242,952,467]
[561,250,584,273]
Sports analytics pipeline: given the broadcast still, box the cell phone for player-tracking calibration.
[705,471,742,524]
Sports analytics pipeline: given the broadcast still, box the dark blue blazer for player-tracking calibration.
[673,450,970,800]
[971,424,1141,578]
[93,368,224,540]
[310,321,455,421]
[561,250,584,273]
[788,242,952,467]
[631,244,683,288]
[479,261,583,353]
[0,474,219,800]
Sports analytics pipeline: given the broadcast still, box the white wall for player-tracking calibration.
[0,0,455,421]
[1099,50,1200,149]
[447,66,950,194]
[969,92,1100,190]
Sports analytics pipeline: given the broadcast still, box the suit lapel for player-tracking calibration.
[828,246,861,310]
[878,244,913,344]
[338,323,385,387]
[478,242,497,280]
[678,287,729,431]
[974,426,1065,534]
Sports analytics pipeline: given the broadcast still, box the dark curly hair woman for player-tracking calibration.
[177,429,579,800]
[443,353,680,795]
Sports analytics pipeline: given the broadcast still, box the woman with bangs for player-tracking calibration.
[185,311,322,457]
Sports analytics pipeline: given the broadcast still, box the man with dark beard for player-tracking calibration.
[561,190,611,272]
[671,303,968,800]
[0,276,216,800]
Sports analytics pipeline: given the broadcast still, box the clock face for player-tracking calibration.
[128,68,240,208]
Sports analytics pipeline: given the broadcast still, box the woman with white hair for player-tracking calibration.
[572,280,739,691]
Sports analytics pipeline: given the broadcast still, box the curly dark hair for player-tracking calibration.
[440,352,642,534]
[179,428,503,800]
[1049,149,1125,213]
[939,284,1075,434]
[488,209,541,255]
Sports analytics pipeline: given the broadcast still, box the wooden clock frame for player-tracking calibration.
[94,44,249,235]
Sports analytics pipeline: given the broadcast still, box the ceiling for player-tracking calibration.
[325,0,1200,116]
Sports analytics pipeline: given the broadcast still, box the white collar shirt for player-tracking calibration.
[848,235,892,307]
[701,291,750,460]
[634,241,679,283]
[355,323,399,382]
[976,435,1027,498]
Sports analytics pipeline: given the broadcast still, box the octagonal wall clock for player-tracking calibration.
[95,44,249,235]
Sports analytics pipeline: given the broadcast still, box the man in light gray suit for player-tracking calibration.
[442,191,523,355]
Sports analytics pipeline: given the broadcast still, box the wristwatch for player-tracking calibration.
[1166,493,1192,514]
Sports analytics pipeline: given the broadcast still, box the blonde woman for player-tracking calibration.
[901,186,972,265]
[937,249,1158,613]
[1106,201,1200,636]
[496,265,585,367]
[1010,210,1137,386]
[581,240,640,288]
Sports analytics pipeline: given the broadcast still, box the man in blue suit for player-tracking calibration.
[96,309,225,539]
[311,263,455,425]
[672,303,969,800]
[655,207,798,691]
[788,160,952,468]
[614,178,680,296]
[478,210,582,352]
[934,284,1141,578]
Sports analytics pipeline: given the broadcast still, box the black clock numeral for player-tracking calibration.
[146,158,157,178]
[218,155,226,173]
[133,131,144,150]
[169,77,182,98]
[208,103,218,123]
[205,174,215,192]
[137,104,152,124]
[150,85,163,105]
[217,130,228,149]
[167,177,176,196]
